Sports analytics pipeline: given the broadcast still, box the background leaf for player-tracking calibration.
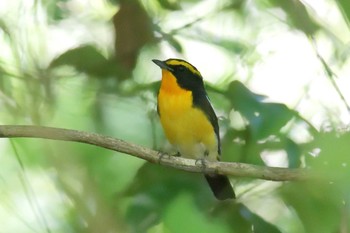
[50,45,117,78]
[1,0,350,232]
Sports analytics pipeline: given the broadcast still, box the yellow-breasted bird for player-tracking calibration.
[153,58,235,200]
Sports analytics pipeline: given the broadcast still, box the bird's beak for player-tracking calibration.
[152,59,174,72]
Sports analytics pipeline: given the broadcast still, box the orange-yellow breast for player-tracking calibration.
[157,70,217,160]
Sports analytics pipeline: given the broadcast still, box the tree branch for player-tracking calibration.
[0,125,309,181]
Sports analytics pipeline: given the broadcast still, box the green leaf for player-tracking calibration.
[50,45,117,78]
[336,0,350,28]
[40,0,69,21]
[164,194,230,233]
[307,131,350,181]
[156,0,181,11]
[165,35,183,53]
[285,138,301,168]
[281,181,342,233]
[0,19,11,37]
[226,81,295,140]
[240,205,282,233]
[195,31,249,55]
[265,0,319,36]
[226,80,265,118]
[125,163,213,232]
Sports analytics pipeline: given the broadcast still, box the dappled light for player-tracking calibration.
[0,0,350,232]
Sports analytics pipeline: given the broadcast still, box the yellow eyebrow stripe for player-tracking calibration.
[166,59,202,77]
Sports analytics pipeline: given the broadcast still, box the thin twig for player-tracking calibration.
[311,38,350,112]
[0,125,310,181]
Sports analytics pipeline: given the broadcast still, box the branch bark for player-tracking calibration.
[0,125,309,181]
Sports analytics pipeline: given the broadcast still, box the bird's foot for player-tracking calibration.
[157,151,170,164]
[195,158,208,171]
[157,151,180,164]
[173,152,181,157]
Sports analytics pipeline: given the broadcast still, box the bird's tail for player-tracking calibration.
[205,174,235,200]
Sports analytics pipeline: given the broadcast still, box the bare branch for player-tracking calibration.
[0,125,309,181]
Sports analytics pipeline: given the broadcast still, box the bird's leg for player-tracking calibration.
[195,150,209,172]
[173,152,181,157]
[157,151,180,164]
[195,158,208,172]
[157,151,170,164]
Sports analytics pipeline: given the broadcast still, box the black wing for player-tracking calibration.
[192,89,221,155]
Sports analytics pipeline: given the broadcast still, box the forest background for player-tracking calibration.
[0,0,350,232]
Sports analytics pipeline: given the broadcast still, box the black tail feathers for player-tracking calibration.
[205,174,235,200]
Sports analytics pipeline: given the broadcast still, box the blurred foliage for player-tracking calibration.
[112,0,155,79]
[50,45,118,78]
[336,0,350,26]
[264,0,319,36]
[0,0,350,233]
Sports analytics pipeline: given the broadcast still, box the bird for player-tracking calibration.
[153,58,235,200]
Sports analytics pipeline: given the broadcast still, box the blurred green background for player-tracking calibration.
[0,0,350,232]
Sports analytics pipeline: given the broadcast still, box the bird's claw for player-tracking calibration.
[195,158,207,171]
[157,151,171,164]
[157,151,181,164]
